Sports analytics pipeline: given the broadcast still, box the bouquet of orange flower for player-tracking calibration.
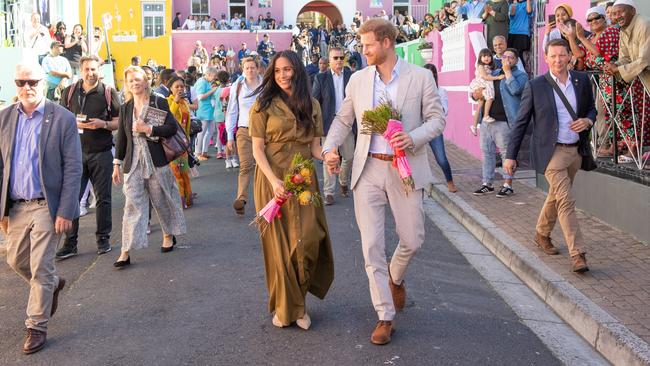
[361,100,415,194]
[252,153,321,234]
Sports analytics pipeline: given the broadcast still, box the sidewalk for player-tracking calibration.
[427,141,650,366]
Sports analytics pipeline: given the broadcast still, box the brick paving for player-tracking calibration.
[430,141,650,342]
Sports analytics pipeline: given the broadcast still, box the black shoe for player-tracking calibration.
[97,242,112,255]
[55,246,78,260]
[161,236,177,253]
[472,185,494,196]
[496,186,514,198]
[113,256,130,268]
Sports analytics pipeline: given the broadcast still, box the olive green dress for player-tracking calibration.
[249,96,334,326]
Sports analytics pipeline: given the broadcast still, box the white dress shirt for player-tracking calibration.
[331,70,345,113]
[226,76,262,140]
[369,58,403,154]
[182,19,196,30]
[201,20,211,30]
[550,72,579,144]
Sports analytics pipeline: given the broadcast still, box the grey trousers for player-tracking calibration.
[5,201,62,331]
[121,163,187,252]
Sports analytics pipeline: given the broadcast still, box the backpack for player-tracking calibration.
[65,80,114,116]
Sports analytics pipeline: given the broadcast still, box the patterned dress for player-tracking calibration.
[581,26,650,150]
[167,96,193,208]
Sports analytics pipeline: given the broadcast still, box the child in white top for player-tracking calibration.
[468,48,505,135]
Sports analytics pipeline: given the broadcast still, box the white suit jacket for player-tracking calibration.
[322,60,446,190]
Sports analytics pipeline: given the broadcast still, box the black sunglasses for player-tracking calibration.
[15,79,41,87]
[587,15,604,22]
[331,56,345,60]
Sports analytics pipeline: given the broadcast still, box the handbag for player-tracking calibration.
[543,73,598,171]
[189,119,202,136]
[152,97,192,163]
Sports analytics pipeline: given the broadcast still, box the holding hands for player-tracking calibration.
[324,150,341,175]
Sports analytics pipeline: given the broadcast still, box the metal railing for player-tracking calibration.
[588,71,650,180]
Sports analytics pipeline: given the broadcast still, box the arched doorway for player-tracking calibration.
[284,0,354,30]
[297,1,344,28]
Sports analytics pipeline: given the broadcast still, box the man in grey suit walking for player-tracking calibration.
[323,19,445,345]
[0,63,82,354]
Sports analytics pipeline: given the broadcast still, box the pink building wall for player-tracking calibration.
[425,22,484,159]
[171,30,293,69]
[355,0,394,20]
[173,0,285,25]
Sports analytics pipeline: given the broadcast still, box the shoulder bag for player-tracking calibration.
[543,73,598,171]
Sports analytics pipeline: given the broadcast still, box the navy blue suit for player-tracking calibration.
[312,68,352,135]
[506,71,597,174]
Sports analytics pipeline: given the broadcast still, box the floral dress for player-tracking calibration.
[167,96,193,207]
[581,26,650,150]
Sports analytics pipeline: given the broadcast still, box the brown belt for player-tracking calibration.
[556,142,579,147]
[368,153,394,161]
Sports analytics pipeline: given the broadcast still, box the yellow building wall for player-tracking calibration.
[79,0,172,89]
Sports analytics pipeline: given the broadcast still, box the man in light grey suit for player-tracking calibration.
[323,19,445,345]
[0,63,82,354]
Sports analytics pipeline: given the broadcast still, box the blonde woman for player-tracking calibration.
[112,66,187,267]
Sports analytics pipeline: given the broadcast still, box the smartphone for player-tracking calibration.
[548,14,556,24]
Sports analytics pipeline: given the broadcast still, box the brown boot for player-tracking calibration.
[23,329,47,354]
[233,199,246,215]
[571,253,589,273]
[388,264,406,312]
[447,181,458,193]
[370,321,394,345]
[534,232,559,255]
[340,185,350,197]
[50,277,66,316]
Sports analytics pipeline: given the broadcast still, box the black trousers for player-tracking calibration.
[64,149,113,248]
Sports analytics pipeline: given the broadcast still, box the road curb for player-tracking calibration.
[427,182,650,366]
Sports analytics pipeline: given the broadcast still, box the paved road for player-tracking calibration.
[0,157,562,365]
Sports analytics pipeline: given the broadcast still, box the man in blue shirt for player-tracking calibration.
[41,41,71,101]
[508,0,534,69]
[237,43,250,63]
[0,63,82,354]
[458,0,487,20]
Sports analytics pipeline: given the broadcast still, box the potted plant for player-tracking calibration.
[417,39,433,61]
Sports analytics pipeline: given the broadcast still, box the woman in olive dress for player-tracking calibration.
[249,51,334,330]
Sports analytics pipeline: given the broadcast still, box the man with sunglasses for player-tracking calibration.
[313,47,354,206]
[0,63,82,354]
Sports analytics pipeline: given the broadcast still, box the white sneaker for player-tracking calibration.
[231,159,239,168]
[482,116,496,123]
[79,206,88,217]
[225,159,233,169]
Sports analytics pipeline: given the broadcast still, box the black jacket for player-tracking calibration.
[506,71,597,174]
[115,95,177,174]
[312,68,352,135]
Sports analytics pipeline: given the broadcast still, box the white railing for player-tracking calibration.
[589,72,650,171]
[440,20,467,72]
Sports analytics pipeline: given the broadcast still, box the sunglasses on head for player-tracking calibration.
[587,15,604,22]
[15,79,41,87]
[331,56,344,60]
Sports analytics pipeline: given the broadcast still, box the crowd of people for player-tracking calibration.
[3,0,648,356]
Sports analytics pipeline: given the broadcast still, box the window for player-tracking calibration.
[229,0,246,21]
[191,0,209,16]
[142,2,165,38]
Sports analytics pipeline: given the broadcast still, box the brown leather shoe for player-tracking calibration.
[534,232,559,255]
[571,253,589,273]
[23,329,47,354]
[233,199,245,215]
[340,185,350,197]
[388,266,406,312]
[370,321,394,345]
[324,195,334,205]
[51,277,66,316]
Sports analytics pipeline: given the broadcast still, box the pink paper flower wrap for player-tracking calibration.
[382,119,415,193]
